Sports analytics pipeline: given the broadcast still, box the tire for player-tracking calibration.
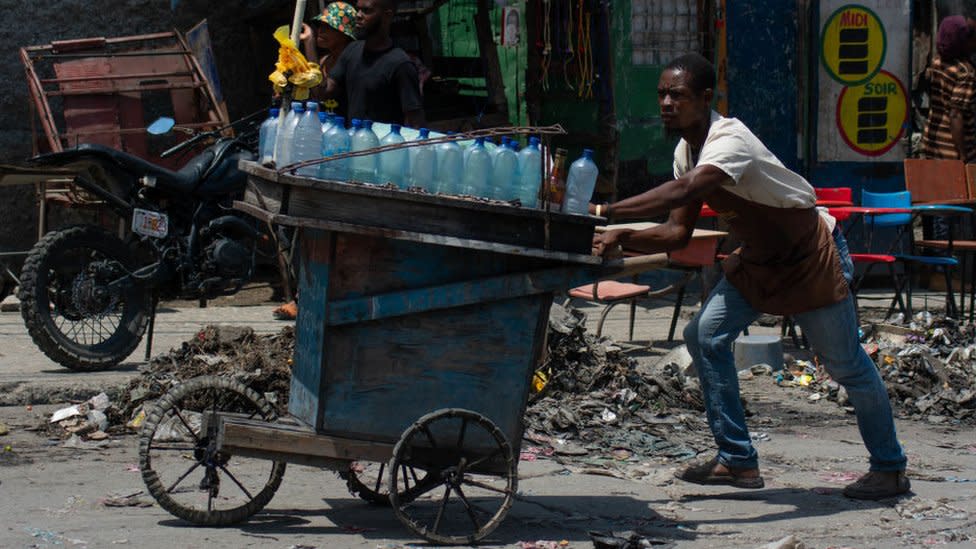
[18,225,151,371]
[139,376,286,526]
[344,460,436,506]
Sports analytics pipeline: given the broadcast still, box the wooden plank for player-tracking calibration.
[218,416,393,464]
[326,263,604,326]
[287,230,333,429]
[234,201,602,265]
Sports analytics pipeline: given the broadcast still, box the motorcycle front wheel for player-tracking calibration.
[19,225,151,371]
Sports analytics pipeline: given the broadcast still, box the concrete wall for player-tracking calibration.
[0,0,299,263]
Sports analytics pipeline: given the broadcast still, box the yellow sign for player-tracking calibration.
[836,70,907,156]
[821,4,886,85]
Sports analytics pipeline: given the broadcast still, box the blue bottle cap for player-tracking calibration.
[270,107,280,116]
[306,101,319,111]
[583,148,594,157]
[318,111,327,122]
[333,116,345,127]
[391,124,401,133]
[529,136,540,146]
[350,118,361,127]
[419,128,430,138]
[292,103,304,112]
[475,137,484,145]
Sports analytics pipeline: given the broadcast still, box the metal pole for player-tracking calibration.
[273,0,309,165]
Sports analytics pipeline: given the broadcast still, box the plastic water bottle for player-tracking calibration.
[563,148,600,214]
[516,136,542,208]
[378,124,407,188]
[291,102,322,177]
[408,128,436,191]
[461,137,492,197]
[258,107,279,164]
[319,111,332,137]
[491,139,519,200]
[434,133,463,194]
[275,102,305,167]
[321,115,350,181]
[351,119,380,184]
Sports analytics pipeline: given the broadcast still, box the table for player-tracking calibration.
[597,222,727,267]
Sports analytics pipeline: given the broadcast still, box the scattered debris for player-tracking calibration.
[895,498,969,521]
[0,422,9,436]
[759,535,806,549]
[523,304,708,471]
[589,530,673,548]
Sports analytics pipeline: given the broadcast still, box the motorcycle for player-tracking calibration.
[18,111,268,371]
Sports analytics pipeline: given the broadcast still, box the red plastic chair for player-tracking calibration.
[816,187,853,221]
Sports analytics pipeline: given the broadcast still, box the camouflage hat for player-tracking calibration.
[313,2,358,40]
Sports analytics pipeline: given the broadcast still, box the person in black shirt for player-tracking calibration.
[322,0,425,127]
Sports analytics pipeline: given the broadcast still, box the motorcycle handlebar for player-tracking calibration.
[160,131,212,159]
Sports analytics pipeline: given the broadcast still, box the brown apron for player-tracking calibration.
[705,188,849,315]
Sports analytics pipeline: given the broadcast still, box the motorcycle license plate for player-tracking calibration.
[132,208,169,238]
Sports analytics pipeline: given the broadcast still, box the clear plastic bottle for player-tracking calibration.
[563,148,600,214]
[408,128,436,191]
[516,136,542,208]
[292,102,322,177]
[258,107,279,165]
[321,115,350,181]
[461,137,492,197]
[434,133,463,194]
[351,119,380,184]
[491,139,519,200]
[275,102,305,167]
[378,123,407,188]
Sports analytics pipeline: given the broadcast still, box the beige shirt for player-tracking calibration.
[673,111,834,230]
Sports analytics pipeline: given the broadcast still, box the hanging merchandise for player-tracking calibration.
[576,0,594,98]
[268,25,323,100]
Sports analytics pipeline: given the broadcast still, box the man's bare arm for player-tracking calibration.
[606,164,732,221]
[592,201,701,257]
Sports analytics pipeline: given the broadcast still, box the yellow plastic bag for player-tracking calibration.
[268,25,323,100]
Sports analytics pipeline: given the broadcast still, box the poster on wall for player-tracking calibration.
[816,1,910,162]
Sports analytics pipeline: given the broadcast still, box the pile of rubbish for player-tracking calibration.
[522,304,709,468]
[120,325,295,425]
[772,313,976,424]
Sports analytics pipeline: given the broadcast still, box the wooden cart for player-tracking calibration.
[137,160,668,544]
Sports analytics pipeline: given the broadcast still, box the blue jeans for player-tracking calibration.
[683,228,907,472]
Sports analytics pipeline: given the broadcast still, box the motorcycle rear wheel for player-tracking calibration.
[19,225,151,371]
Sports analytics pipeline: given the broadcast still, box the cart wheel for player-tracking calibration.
[139,376,286,525]
[389,408,517,545]
[344,461,437,506]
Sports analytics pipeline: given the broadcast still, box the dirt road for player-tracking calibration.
[1,377,974,548]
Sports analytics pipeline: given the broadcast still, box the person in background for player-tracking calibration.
[321,0,425,127]
[301,1,358,117]
[591,53,910,500]
[918,15,976,274]
[921,15,976,162]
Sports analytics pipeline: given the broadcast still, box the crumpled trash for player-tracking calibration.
[759,535,807,549]
[589,530,669,548]
[519,541,569,549]
[0,422,9,436]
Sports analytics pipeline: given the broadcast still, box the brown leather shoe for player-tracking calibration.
[843,470,910,500]
[675,457,765,489]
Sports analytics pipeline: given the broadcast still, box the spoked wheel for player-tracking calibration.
[389,408,517,545]
[139,376,286,525]
[344,460,437,506]
[18,225,151,370]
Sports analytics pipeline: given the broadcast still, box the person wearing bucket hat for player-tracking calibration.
[303,2,358,74]
[319,0,425,127]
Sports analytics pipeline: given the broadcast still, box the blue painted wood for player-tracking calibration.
[727,1,800,172]
[326,263,601,326]
[321,294,551,447]
[288,229,333,429]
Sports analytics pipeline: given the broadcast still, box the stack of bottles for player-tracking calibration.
[258,103,600,212]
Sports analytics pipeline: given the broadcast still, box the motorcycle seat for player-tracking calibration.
[71,144,209,194]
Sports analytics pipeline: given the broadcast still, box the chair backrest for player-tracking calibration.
[862,189,912,227]
[815,187,852,203]
[903,158,968,203]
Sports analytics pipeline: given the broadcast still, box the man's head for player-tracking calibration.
[356,0,396,39]
[658,53,715,137]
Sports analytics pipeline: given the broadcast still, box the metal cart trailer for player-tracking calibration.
[137,160,668,544]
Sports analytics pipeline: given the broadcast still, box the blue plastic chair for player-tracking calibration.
[861,190,959,317]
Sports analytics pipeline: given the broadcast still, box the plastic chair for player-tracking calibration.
[815,187,853,221]
[568,274,692,342]
[859,190,959,317]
